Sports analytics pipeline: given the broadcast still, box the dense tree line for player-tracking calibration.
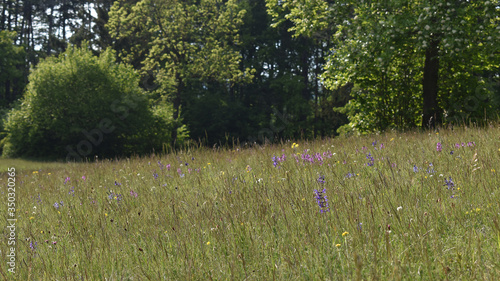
[267,0,500,131]
[0,0,498,159]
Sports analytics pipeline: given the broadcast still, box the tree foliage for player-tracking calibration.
[0,30,25,108]
[107,0,252,147]
[2,44,171,160]
[268,0,500,133]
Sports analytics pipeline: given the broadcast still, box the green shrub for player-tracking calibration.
[2,44,171,160]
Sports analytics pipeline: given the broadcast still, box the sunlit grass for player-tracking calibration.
[1,124,500,279]
[0,159,72,173]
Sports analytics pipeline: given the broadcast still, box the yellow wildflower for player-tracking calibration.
[336,244,341,247]
[342,231,349,237]
[206,241,211,245]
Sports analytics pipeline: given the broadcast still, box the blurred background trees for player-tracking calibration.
[0,0,498,159]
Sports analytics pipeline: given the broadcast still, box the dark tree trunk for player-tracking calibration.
[47,6,54,55]
[4,80,9,103]
[9,0,15,32]
[300,37,309,101]
[171,74,183,149]
[422,36,441,128]
[1,0,6,30]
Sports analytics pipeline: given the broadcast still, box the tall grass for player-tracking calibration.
[1,124,500,280]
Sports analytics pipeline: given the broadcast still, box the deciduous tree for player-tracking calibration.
[108,0,251,147]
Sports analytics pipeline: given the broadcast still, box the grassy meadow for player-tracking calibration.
[1,124,500,280]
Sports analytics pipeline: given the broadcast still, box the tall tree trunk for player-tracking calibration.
[1,0,6,30]
[171,74,183,149]
[4,80,9,103]
[422,36,441,128]
[10,0,15,32]
[47,6,54,55]
[300,38,309,101]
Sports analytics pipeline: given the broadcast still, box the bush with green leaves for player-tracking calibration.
[2,45,175,160]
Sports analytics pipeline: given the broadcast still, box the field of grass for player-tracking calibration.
[1,124,500,280]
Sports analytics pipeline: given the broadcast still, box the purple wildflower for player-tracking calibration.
[108,192,123,202]
[30,241,37,251]
[114,181,121,186]
[444,177,455,190]
[323,151,333,158]
[413,165,418,173]
[130,190,138,198]
[366,153,374,166]
[272,156,279,167]
[315,153,324,165]
[69,186,75,196]
[436,142,442,152]
[444,177,456,199]
[314,176,330,213]
[64,177,70,184]
[278,154,286,162]
[53,202,60,209]
[427,163,435,174]
[314,189,330,213]
[317,175,326,184]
